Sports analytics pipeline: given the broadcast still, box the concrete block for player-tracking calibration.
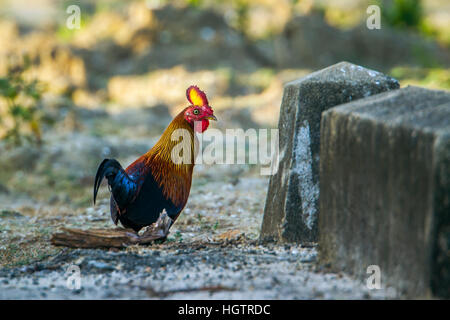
[319,86,450,298]
[260,61,399,243]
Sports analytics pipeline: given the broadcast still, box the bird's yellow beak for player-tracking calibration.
[206,115,217,121]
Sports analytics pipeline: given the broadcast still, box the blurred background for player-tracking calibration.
[0,0,449,267]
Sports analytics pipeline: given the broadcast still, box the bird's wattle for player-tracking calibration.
[185,117,210,133]
[198,119,209,133]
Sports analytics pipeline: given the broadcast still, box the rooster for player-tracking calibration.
[93,86,216,238]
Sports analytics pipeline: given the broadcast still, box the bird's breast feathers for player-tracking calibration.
[125,153,193,209]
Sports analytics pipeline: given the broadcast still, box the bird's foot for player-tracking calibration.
[132,210,173,244]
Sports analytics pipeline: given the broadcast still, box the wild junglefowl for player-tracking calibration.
[93,86,216,238]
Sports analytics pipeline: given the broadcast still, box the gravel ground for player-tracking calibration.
[0,243,398,299]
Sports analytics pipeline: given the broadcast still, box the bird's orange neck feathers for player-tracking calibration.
[146,108,198,164]
[142,109,198,208]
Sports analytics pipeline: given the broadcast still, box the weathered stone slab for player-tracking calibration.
[260,62,399,243]
[319,86,450,298]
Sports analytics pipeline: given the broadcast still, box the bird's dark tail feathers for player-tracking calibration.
[93,158,124,205]
[93,158,138,213]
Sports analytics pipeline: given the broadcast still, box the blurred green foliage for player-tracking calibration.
[186,0,203,7]
[380,0,423,30]
[0,57,45,147]
[377,0,448,45]
[391,66,450,90]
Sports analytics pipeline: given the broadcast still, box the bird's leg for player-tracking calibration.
[132,209,173,244]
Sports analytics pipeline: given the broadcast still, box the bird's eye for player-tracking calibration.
[193,109,199,115]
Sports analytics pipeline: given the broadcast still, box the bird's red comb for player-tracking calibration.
[186,85,209,107]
